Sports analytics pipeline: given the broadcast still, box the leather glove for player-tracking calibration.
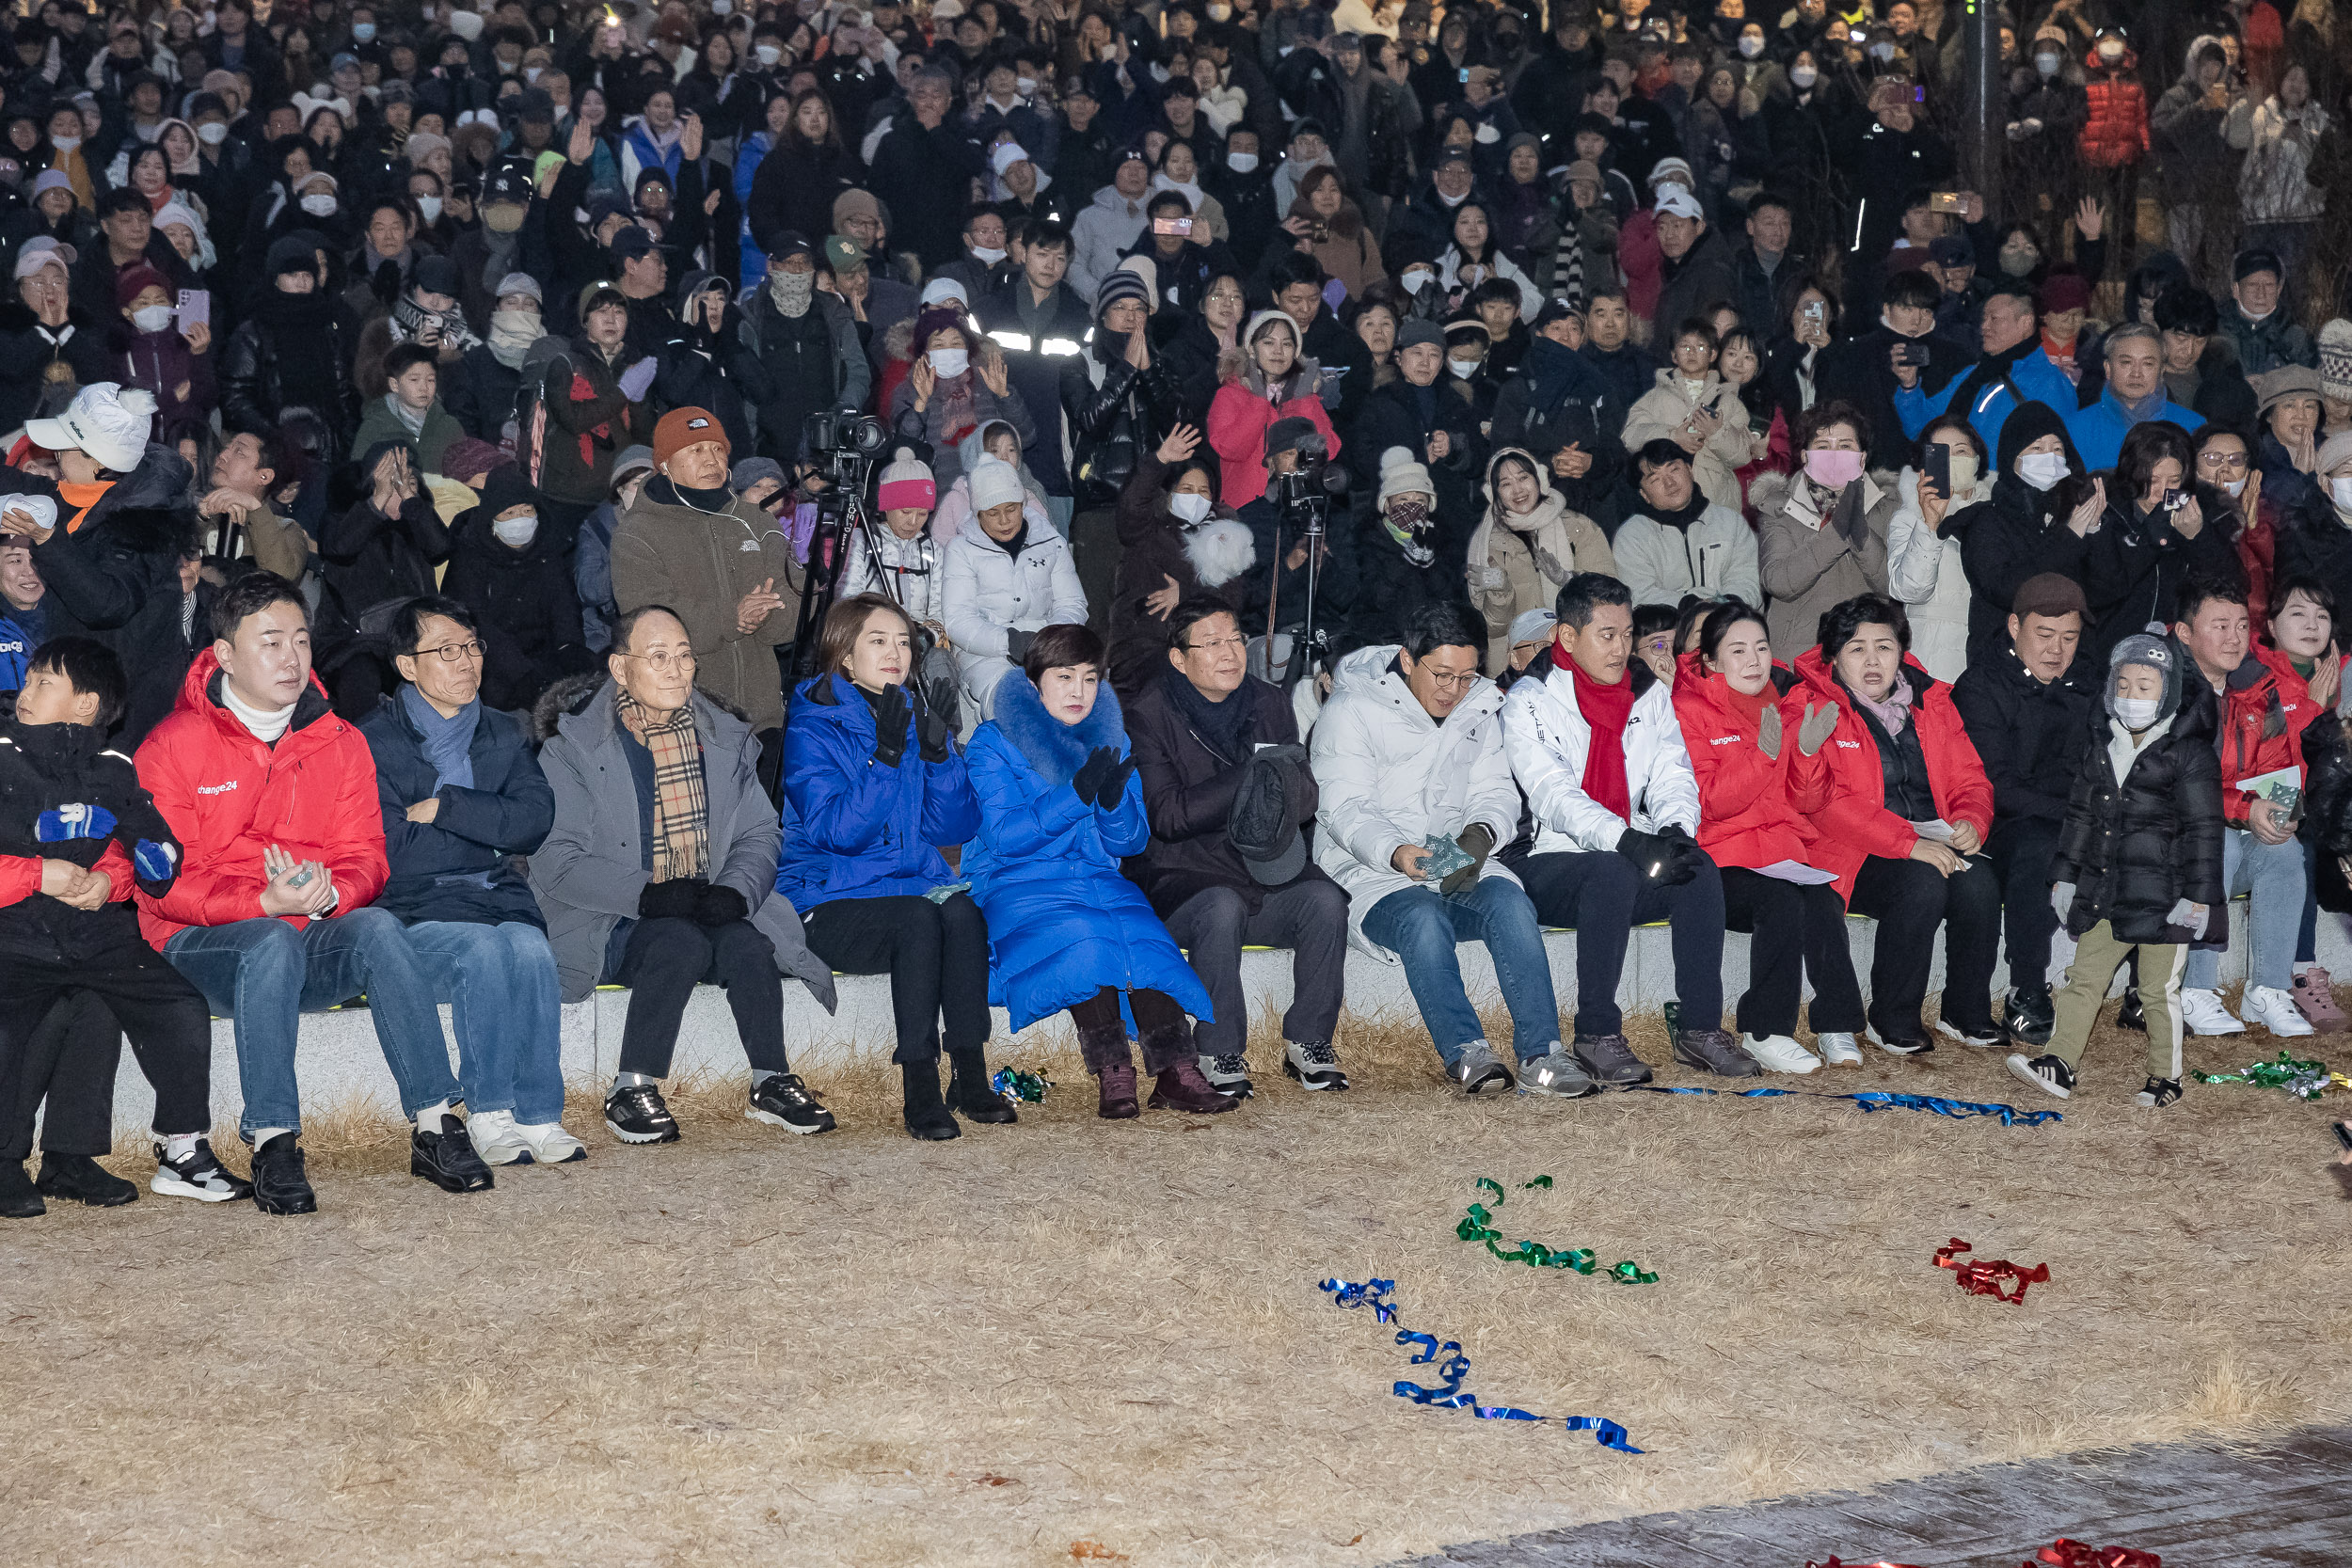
[694,883,750,927]
[1616,827,1697,888]
[1094,751,1138,808]
[2050,880,2074,923]
[915,687,952,763]
[1006,627,1036,661]
[1833,490,1872,551]
[1756,704,1783,759]
[1072,745,1120,806]
[1440,822,1495,895]
[869,683,912,768]
[638,877,707,921]
[1797,701,1839,756]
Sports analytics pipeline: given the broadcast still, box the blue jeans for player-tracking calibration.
[164,909,459,1139]
[403,920,566,1124]
[1360,877,1562,1066]
[2185,829,2306,994]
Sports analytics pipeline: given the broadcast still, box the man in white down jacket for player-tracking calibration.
[939,455,1088,718]
[1610,439,1762,610]
[1502,573,1759,1085]
[1311,600,1590,1098]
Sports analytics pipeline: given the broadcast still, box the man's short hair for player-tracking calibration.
[25,635,126,726]
[1022,622,1104,685]
[1635,437,1692,478]
[391,594,479,658]
[1145,189,1191,218]
[1672,316,1719,353]
[212,570,308,642]
[385,341,437,381]
[1883,270,1941,311]
[1746,192,1793,222]
[98,186,150,220]
[1268,251,1325,293]
[1982,283,2038,324]
[1400,599,1486,664]
[1817,594,1912,659]
[1021,217,1073,255]
[2174,573,2249,627]
[1585,284,1629,309]
[2103,321,2161,360]
[612,602,687,651]
[2154,284,2219,337]
[1166,599,1237,650]
[961,201,1003,233]
[1557,571,1632,631]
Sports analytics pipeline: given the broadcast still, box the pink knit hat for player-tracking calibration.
[877,446,935,513]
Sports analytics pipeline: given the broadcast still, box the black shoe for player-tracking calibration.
[2003,988,2056,1049]
[605,1083,681,1145]
[948,1052,1017,1124]
[34,1152,139,1208]
[0,1161,45,1218]
[749,1072,837,1133]
[249,1132,318,1215]
[1867,1024,1935,1056]
[151,1137,253,1202]
[1572,1033,1654,1086]
[2005,1052,2075,1100]
[901,1058,961,1140]
[2115,988,2146,1033]
[2136,1075,2184,1109]
[411,1115,495,1194]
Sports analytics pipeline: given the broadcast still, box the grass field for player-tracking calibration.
[4,995,2347,1567]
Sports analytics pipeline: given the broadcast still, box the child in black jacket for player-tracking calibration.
[0,637,245,1218]
[2009,633,2227,1109]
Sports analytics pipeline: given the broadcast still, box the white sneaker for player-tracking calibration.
[1740,1033,1820,1073]
[2241,985,2316,1038]
[466,1110,534,1165]
[511,1119,590,1164]
[2179,988,2247,1037]
[1816,1032,1863,1068]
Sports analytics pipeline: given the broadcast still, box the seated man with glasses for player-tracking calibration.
[357,597,588,1169]
[1124,603,1351,1099]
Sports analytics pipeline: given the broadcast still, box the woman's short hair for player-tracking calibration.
[1023,622,1104,686]
[1919,414,1979,463]
[1817,594,1912,658]
[2114,419,2196,503]
[1792,398,1869,453]
[818,592,913,677]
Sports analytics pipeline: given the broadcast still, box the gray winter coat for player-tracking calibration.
[527,674,835,1010]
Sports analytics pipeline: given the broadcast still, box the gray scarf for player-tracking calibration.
[769,269,816,318]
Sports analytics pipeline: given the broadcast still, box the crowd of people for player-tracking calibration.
[2,0,2350,1217]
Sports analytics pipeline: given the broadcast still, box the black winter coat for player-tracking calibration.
[319,490,451,636]
[2078,497,2244,664]
[220,290,362,459]
[445,342,525,443]
[1951,483,2094,669]
[437,515,596,714]
[0,718,182,964]
[1488,339,1627,533]
[1347,375,1483,491]
[356,692,556,927]
[0,302,117,434]
[1068,331,1185,509]
[2049,682,2225,945]
[1950,641,2097,828]
[1107,454,1256,698]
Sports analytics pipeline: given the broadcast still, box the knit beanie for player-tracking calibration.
[968,455,1025,513]
[2319,319,2352,406]
[2315,431,2352,478]
[1095,266,1151,320]
[1377,444,1434,504]
[878,446,936,513]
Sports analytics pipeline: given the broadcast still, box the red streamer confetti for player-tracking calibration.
[2029,1540,2161,1568]
[1807,1560,1924,1568]
[1934,1238,2050,1305]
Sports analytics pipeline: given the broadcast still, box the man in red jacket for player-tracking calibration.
[135,574,493,1214]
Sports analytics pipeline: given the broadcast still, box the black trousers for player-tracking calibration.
[1163,879,1350,1054]
[1069,986,1192,1072]
[801,893,991,1065]
[1517,848,1725,1037]
[0,945,215,1161]
[1847,852,2002,1038]
[1985,816,2063,999]
[1721,866,1867,1037]
[1069,504,1119,638]
[611,916,789,1079]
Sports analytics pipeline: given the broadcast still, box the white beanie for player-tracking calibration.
[920,276,969,309]
[968,456,1025,513]
[25,382,156,473]
[1377,445,1434,505]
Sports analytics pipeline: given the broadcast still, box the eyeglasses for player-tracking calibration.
[2198,451,2249,470]
[1422,670,1480,691]
[1184,634,1247,654]
[1206,290,1244,305]
[619,649,698,673]
[411,639,485,662]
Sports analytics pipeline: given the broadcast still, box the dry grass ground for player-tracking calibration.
[4,991,2349,1568]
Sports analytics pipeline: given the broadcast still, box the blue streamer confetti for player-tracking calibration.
[1317,1275,1644,1452]
[1629,1085,2061,1126]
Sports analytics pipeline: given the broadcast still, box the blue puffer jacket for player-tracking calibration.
[775,672,980,909]
[963,672,1214,1033]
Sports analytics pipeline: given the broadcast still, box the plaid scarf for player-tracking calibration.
[617,689,708,881]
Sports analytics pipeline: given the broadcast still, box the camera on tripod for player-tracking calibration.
[803,409,888,485]
[1270,434,1350,524]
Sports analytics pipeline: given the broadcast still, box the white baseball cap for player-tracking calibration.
[990,141,1030,176]
[1654,187,1704,221]
[25,382,157,472]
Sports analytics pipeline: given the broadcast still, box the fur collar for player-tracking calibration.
[989,667,1127,785]
[1181,515,1256,587]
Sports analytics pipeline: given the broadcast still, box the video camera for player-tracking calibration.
[1270,434,1349,530]
[803,409,888,486]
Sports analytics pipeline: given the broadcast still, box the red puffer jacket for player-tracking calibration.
[1669,652,1831,869]
[1789,646,1994,899]
[133,651,389,950]
[2217,642,2341,826]
[2079,47,2150,168]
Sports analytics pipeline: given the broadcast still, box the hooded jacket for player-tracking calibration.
[1205,331,1343,509]
[608,478,801,735]
[1069,297,1186,509]
[1488,336,1627,531]
[1668,652,1834,871]
[1070,182,1153,301]
[0,719,181,964]
[2077,487,2240,665]
[1885,463,2001,684]
[356,690,553,927]
[1107,453,1257,699]
[1621,367,1755,514]
[2077,40,2150,167]
[1957,402,2094,666]
[773,671,980,911]
[1464,449,1615,674]
[2217,641,2339,829]
[937,488,1087,708]
[133,651,389,950]
[10,443,196,645]
[439,480,595,715]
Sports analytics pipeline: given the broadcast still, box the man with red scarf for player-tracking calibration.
[1501,572,1757,1085]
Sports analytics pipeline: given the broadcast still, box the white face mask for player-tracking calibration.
[712,0,733,12]
[1401,267,1433,293]
[1473,120,1500,143]
[1208,2,1231,18]
[1739,36,1762,56]
[1227,150,1257,173]
[930,347,969,377]
[197,120,230,145]
[756,44,782,65]
[524,65,543,83]
[418,195,443,221]
[1448,356,1482,378]
[492,512,539,546]
[353,22,377,41]
[2035,52,2061,75]
[2018,451,2070,491]
[1015,76,1036,96]
[1790,64,1818,87]
[2332,476,2352,510]
[132,304,174,332]
[2222,476,2247,497]
[1868,40,1895,60]
[970,245,1006,264]
[52,135,80,152]
[1168,490,1213,525]
[2113,695,2160,731]
[301,192,339,215]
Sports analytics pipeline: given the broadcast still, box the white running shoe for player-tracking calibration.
[2178,988,2247,1037]
[466,1109,535,1166]
[2241,985,2316,1038]
[1816,1032,1863,1068]
[1740,1033,1820,1073]
[512,1119,590,1164]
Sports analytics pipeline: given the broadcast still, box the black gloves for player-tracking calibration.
[1441,823,1495,896]
[694,883,749,927]
[870,683,912,768]
[1006,628,1035,661]
[1071,745,1136,807]
[1616,827,1701,888]
[639,878,707,920]
[915,688,952,763]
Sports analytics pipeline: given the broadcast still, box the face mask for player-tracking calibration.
[1947,451,1979,494]
[1227,150,1257,173]
[1868,40,1894,60]
[2222,476,2247,498]
[2000,245,2038,277]
[2097,41,2123,65]
[1473,120,1500,143]
[52,135,80,152]
[492,512,539,546]
[131,303,174,332]
[1168,490,1213,525]
[1208,2,1231,18]
[712,0,733,12]
[971,245,1006,264]
[1149,62,1170,84]
[2113,695,2160,731]
[1448,356,1482,379]
[930,346,969,377]
[1401,267,1432,292]
[2035,52,2060,75]
[197,120,230,145]
[2332,477,2352,510]
[1739,35,1762,56]
[2018,451,2070,491]
[417,195,443,221]
[353,22,377,41]
[1790,64,1817,87]
[1015,75,1035,96]
[1804,448,1864,487]
[770,268,816,314]
[301,193,339,215]
[756,44,782,65]
[523,66,542,83]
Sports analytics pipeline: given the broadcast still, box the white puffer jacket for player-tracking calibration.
[1884,464,1995,686]
[1311,644,1524,958]
[939,497,1088,715]
[1500,656,1700,856]
[842,525,944,628]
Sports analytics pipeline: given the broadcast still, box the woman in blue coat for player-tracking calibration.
[963,624,1238,1120]
[777,594,1002,1141]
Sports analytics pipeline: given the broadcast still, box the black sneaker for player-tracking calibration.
[1934,1018,2006,1049]
[605,1083,681,1145]
[2005,1052,2075,1100]
[1672,1027,1762,1078]
[34,1152,139,1208]
[411,1115,495,1194]
[1867,1024,1935,1055]
[750,1072,837,1133]
[2115,988,2146,1033]
[151,1138,253,1203]
[1282,1039,1350,1091]
[2136,1075,2184,1109]
[249,1132,318,1215]
[1573,1033,1654,1086]
[0,1160,45,1218]
[2003,988,2055,1049]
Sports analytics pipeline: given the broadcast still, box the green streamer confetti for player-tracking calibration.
[1454,1177,1654,1281]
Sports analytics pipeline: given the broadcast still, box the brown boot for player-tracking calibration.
[1097,1061,1140,1119]
[1077,1015,1139,1119]
[1148,1056,1239,1114]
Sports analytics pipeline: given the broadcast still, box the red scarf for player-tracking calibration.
[570,370,612,465]
[1723,680,1772,732]
[1567,657,1636,820]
